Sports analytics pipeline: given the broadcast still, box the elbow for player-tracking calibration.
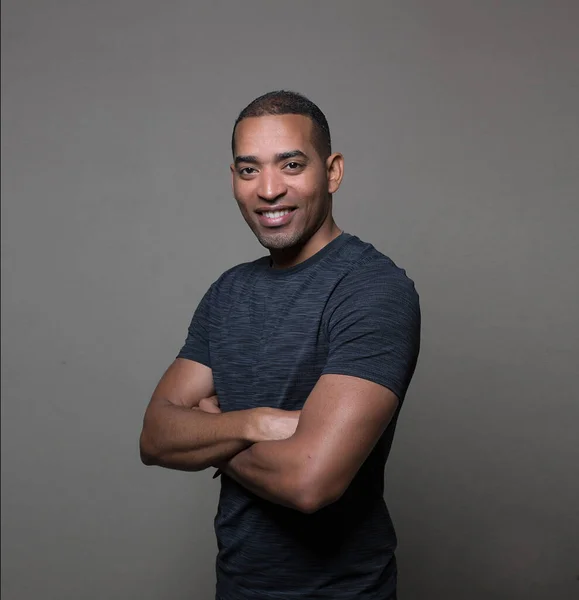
[140,449,156,467]
[139,426,206,472]
[139,408,175,468]
[141,454,156,467]
[139,428,161,466]
[293,495,326,515]
[293,488,342,515]
[139,408,162,466]
[290,472,344,515]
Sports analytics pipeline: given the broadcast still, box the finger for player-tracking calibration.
[199,397,222,414]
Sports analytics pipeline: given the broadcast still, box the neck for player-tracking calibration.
[269,219,342,269]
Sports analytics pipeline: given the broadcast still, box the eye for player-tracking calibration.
[239,167,257,175]
[285,162,302,170]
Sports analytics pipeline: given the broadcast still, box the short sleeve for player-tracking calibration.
[322,266,421,400]
[176,284,215,368]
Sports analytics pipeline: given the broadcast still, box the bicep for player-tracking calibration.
[294,268,419,492]
[148,358,216,410]
[291,374,399,495]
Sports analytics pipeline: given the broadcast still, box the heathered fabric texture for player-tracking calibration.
[178,232,420,600]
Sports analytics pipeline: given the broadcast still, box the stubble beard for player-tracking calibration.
[240,198,332,253]
[252,225,305,251]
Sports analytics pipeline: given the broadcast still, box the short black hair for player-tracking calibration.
[231,90,332,160]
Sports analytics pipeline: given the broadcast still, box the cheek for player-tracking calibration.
[296,177,326,207]
[233,182,252,205]
[292,174,319,196]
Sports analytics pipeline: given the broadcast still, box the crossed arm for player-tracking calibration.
[219,373,398,513]
[140,358,399,513]
[139,358,300,472]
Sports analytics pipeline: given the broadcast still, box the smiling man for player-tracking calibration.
[139,91,421,600]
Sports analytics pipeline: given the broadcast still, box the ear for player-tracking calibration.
[230,163,235,192]
[326,153,344,194]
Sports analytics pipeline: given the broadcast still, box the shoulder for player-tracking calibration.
[330,237,420,313]
[321,239,421,397]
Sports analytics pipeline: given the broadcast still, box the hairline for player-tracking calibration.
[232,114,327,162]
[232,114,329,161]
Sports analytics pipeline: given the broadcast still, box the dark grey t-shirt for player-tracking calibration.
[178,232,420,600]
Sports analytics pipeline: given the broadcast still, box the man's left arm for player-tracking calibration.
[220,266,421,513]
[220,373,399,513]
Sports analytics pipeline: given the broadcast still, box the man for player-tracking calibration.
[139,90,420,600]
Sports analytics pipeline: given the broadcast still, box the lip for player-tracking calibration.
[256,207,296,228]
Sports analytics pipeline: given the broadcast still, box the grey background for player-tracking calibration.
[2,1,578,599]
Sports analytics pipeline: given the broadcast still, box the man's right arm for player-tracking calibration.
[139,358,299,472]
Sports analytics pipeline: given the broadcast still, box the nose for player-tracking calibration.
[256,167,287,202]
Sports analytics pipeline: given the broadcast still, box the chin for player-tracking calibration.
[256,229,304,251]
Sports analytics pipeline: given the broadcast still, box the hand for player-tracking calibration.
[197,395,221,414]
[213,406,301,478]
[197,398,299,443]
[251,407,301,443]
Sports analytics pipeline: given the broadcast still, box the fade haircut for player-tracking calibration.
[231,90,332,160]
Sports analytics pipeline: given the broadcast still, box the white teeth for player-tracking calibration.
[263,209,291,219]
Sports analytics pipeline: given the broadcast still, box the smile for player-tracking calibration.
[262,209,292,218]
[257,208,296,228]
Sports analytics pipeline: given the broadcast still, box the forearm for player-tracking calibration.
[222,440,312,511]
[140,400,255,472]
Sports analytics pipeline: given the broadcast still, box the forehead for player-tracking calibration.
[234,114,316,155]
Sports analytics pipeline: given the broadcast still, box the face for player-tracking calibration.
[231,114,343,264]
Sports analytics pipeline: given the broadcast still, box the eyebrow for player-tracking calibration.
[234,150,309,167]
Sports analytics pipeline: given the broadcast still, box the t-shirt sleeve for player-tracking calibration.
[176,284,215,368]
[322,266,421,400]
